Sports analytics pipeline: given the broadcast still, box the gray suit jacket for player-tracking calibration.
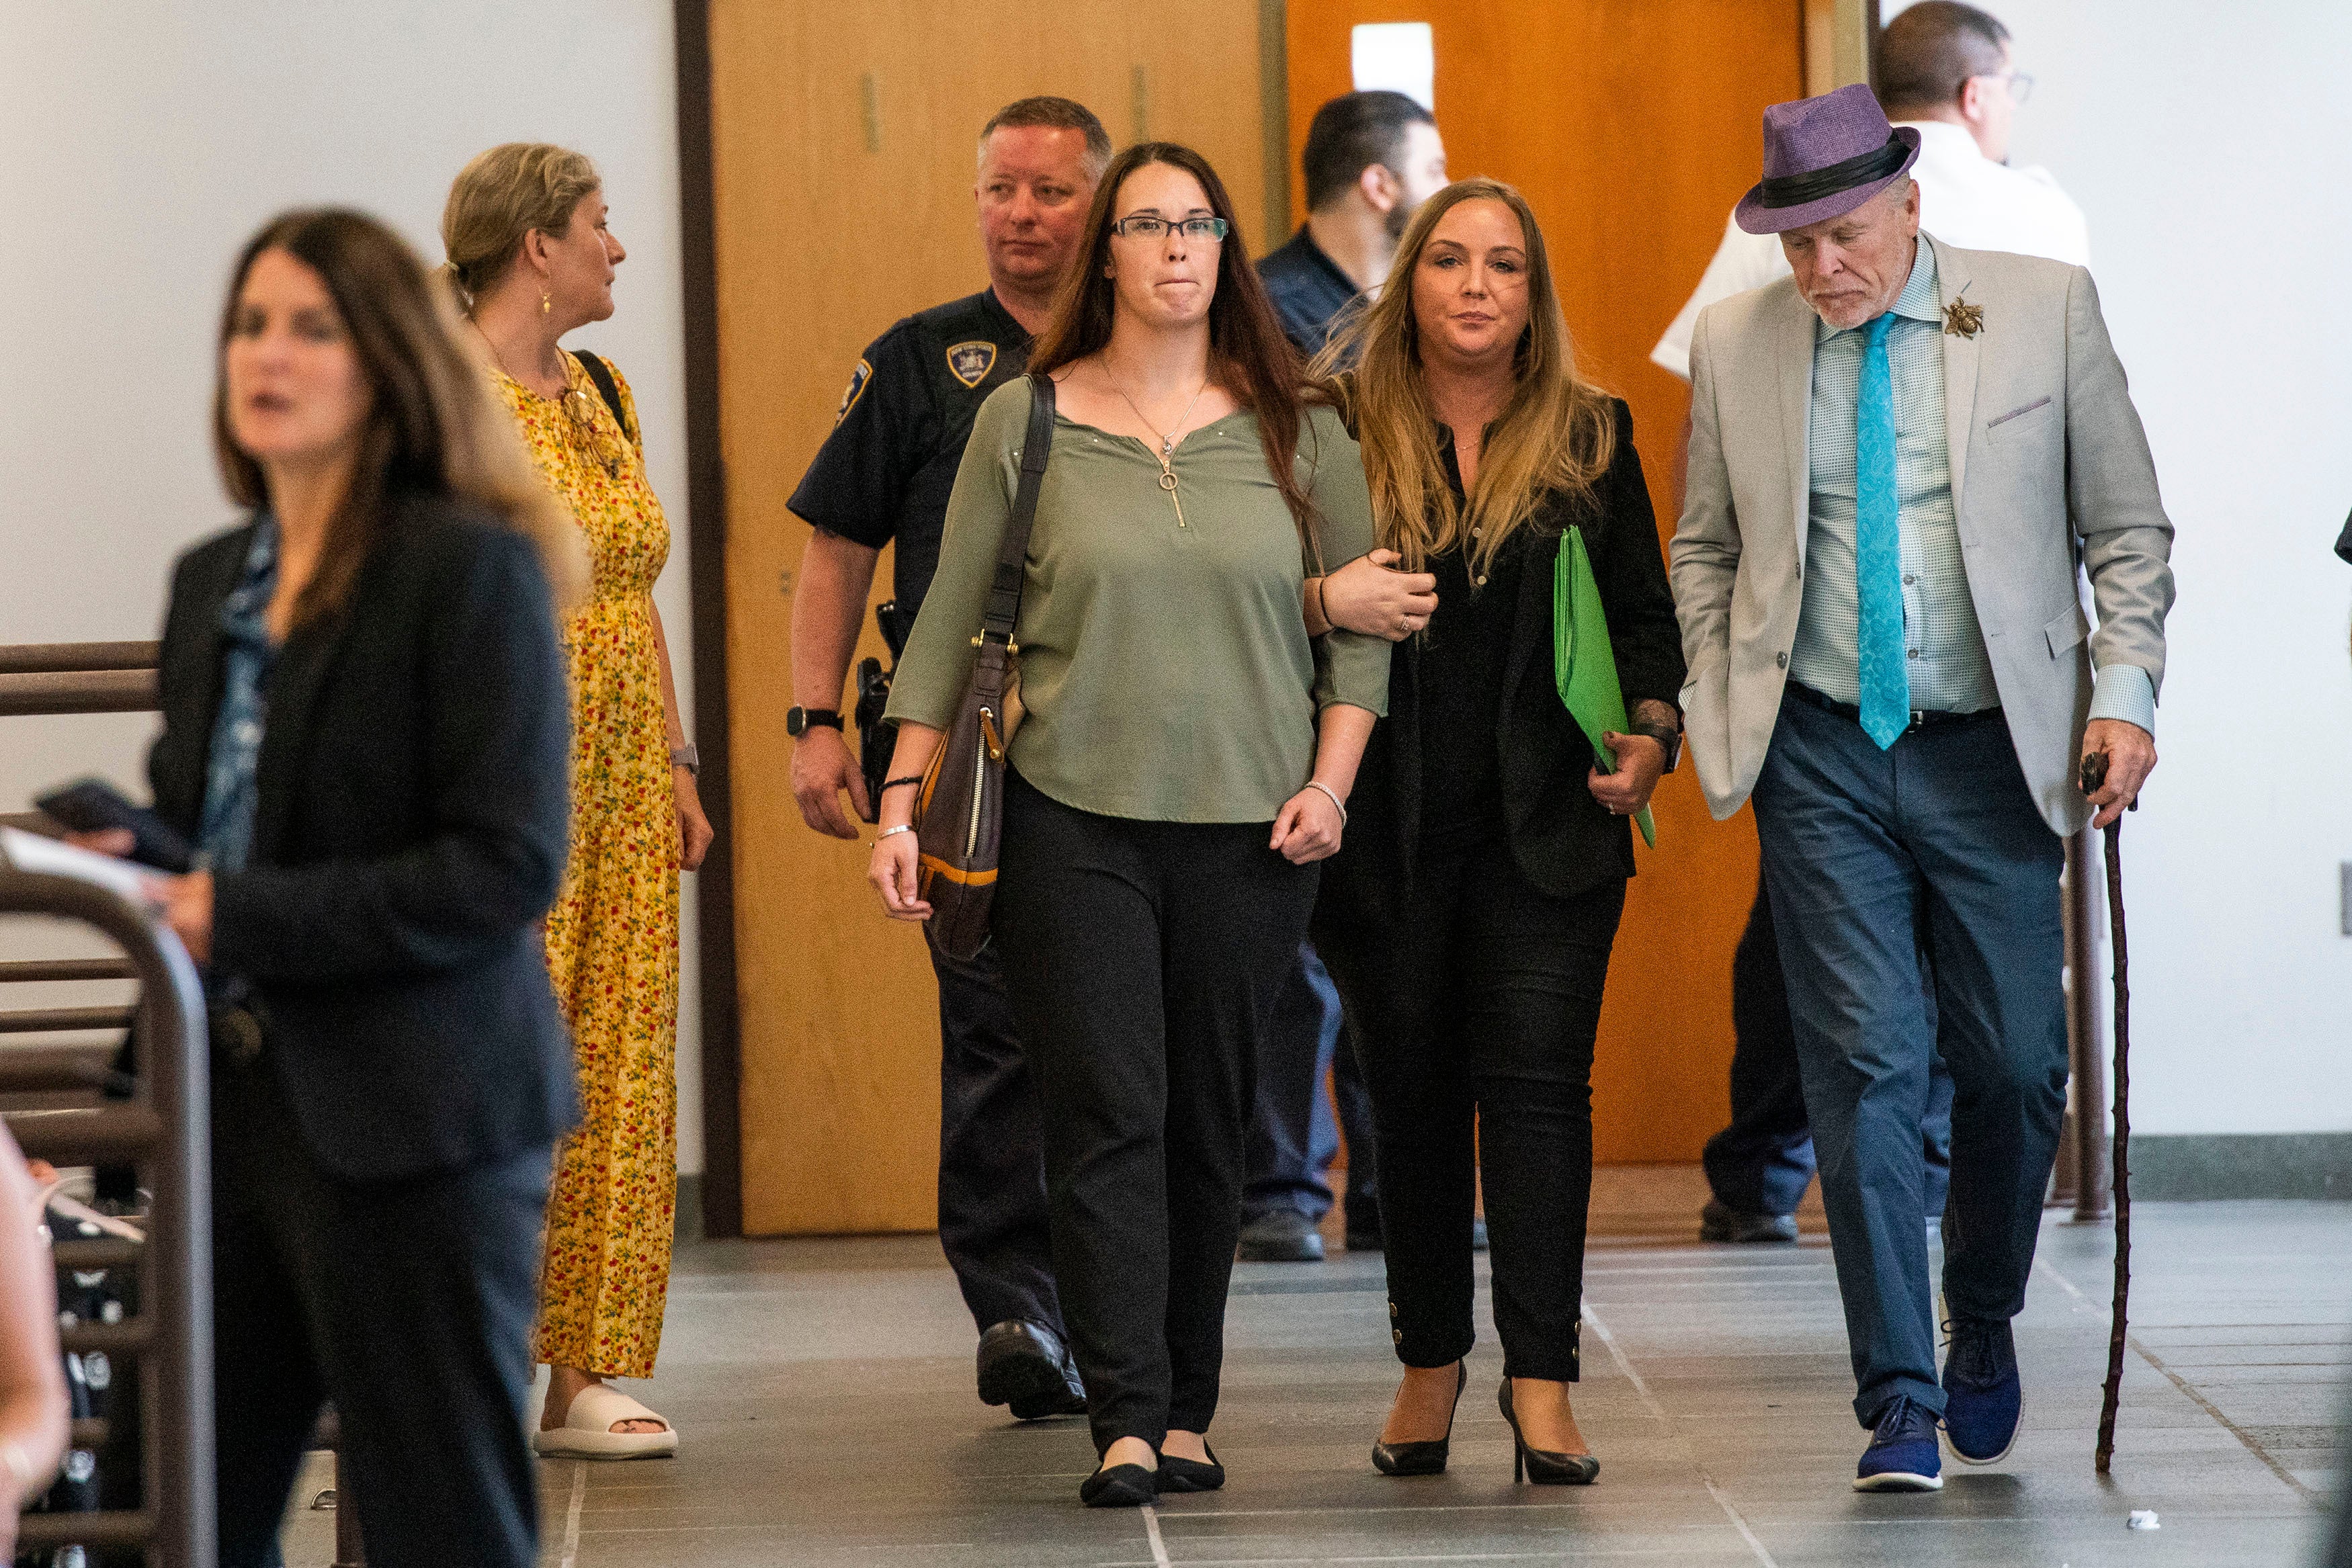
[1669,233,2174,836]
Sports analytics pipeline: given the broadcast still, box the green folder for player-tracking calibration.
[1554,526,1654,848]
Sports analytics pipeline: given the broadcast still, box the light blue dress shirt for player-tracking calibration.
[1792,243,2156,732]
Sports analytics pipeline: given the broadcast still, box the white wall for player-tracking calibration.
[1945,1,2352,1133]
[0,1,706,1172]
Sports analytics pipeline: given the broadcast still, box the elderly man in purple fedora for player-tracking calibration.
[1670,84,2173,1491]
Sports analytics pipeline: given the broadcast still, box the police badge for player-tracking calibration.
[946,341,997,388]
[834,357,872,425]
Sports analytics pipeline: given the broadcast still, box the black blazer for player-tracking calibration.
[1319,400,1686,921]
[150,492,578,1182]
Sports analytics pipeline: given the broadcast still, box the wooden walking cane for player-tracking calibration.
[2080,749,2132,1473]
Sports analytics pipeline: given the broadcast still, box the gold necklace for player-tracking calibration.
[472,321,619,479]
[1113,375,1208,529]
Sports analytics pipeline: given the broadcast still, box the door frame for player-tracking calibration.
[674,0,743,1239]
[670,0,1308,1239]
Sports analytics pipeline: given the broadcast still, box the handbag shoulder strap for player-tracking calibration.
[983,374,1056,644]
[569,350,637,445]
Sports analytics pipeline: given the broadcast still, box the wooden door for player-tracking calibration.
[1286,0,1805,1162]
[709,1,1273,1234]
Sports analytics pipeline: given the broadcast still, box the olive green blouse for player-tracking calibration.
[886,377,1389,824]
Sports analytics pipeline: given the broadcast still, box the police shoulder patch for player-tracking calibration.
[945,340,998,389]
[834,357,873,425]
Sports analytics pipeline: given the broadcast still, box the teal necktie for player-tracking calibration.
[1855,312,1908,748]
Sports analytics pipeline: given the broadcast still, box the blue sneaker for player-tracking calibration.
[1854,1395,1943,1491]
[1941,1315,2022,1465]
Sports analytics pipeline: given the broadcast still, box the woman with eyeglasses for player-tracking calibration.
[444,144,708,1458]
[871,142,1388,1506]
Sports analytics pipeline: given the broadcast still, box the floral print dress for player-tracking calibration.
[490,353,678,1379]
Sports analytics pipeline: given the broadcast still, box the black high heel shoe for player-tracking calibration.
[1499,1377,1600,1485]
[1156,1442,1224,1493]
[1080,1460,1160,1508]
[1372,1361,1470,1476]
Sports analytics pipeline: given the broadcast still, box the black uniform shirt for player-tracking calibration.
[788,288,1030,615]
[1258,226,1363,358]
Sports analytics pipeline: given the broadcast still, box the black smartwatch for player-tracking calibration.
[1632,719,1682,774]
[785,706,844,738]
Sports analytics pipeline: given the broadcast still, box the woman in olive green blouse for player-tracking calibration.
[872,143,1386,1508]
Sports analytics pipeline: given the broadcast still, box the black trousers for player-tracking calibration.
[1320,830,1624,1381]
[1702,881,1956,1219]
[993,773,1318,1453]
[931,941,1064,1336]
[212,1053,548,1568]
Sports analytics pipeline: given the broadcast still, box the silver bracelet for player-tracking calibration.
[877,824,916,840]
[1304,780,1348,826]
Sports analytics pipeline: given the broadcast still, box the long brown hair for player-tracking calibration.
[1028,142,1323,553]
[1317,177,1615,576]
[213,209,584,626]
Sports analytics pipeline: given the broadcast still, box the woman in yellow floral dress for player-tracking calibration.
[444,144,712,1458]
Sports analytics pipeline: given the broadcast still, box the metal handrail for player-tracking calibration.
[0,857,214,1567]
[0,641,161,719]
[0,643,162,676]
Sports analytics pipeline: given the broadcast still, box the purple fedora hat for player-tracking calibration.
[1734,83,1921,234]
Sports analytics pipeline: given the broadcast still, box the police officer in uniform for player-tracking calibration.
[786,96,1111,1419]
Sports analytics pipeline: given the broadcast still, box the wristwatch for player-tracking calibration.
[669,743,700,777]
[1632,720,1682,774]
[785,707,843,738]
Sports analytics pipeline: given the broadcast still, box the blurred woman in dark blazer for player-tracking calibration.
[136,209,583,1568]
[1309,179,1685,1486]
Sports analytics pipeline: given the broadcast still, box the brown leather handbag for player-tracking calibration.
[915,374,1055,961]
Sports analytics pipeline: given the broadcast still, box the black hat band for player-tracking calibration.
[1757,134,1911,210]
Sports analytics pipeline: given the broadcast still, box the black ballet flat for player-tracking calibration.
[1499,1377,1600,1485]
[1372,1361,1470,1476]
[1155,1443,1224,1493]
[1080,1461,1159,1508]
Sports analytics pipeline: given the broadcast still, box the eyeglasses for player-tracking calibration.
[1109,215,1230,242]
[1968,70,2034,103]
[558,384,624,480]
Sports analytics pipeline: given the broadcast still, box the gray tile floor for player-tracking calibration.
[284,1166,2348,1567]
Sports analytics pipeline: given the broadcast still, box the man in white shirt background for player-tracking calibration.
[1661,1,2093,1246]
[1656,1,2086,384]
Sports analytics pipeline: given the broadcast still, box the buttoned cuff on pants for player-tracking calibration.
[931,940,1066,1339]
[991,771,1319,1456]
[1751,692,2068,1427]
[1318,830,1624,1383]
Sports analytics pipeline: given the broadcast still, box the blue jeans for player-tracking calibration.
[1702,883,1954,1219]
[1752,691,2067,1426]
[1242,945,1379,1225]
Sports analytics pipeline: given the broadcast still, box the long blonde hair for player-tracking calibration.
[1317,178,1615,576]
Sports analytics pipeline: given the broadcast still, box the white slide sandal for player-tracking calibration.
[532,1384,680,1460]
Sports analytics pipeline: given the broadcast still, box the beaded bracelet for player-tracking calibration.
[1304,780,1348,825]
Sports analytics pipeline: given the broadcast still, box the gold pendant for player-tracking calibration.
[1942,298,1984,338]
